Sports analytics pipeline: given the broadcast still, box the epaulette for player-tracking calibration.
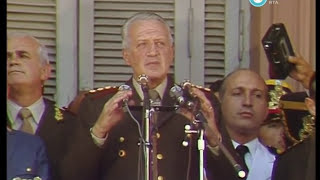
[86,86,119,99]
[283,139,304,153]
[181,82,212,93]
[194,85,212,92]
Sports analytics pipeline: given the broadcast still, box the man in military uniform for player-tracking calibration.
[61,12,221,180]
[272,56,315,180]
[7,33,76,180]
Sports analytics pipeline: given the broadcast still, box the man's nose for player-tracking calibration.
[147,43,159,56]
[243,93,253,106]
[7,53,20,65]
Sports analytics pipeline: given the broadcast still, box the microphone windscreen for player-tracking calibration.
[138,74,148,85]
[118,84,132,91]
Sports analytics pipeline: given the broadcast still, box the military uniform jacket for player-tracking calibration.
[35,98,76,180]
[272,131,315,180]
[7,130,50,180]
[61,76,220,180]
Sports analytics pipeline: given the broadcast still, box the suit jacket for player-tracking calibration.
[205,120,275,180]
[35,98,76,180]
[61,76,220,180]
[272,131,315,180]
[206,121,246,180]
[7,130,50,180]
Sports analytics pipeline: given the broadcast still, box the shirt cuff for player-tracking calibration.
[90,127,108,147]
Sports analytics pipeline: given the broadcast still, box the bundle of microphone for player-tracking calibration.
[170,80,247,179]
[169,81,198,110]
[118,76,247,179]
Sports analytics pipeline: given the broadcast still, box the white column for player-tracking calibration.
[225,0,241,74]
[78,0,94,91]
[174,0,192,83]
[190,0,205,86]
[56,0,78,107]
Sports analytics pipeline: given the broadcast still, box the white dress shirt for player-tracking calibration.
[7,97,46,132]
[232,138,275,180]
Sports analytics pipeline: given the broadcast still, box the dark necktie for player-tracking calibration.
[19,107,34,134]
[236,145,249,176]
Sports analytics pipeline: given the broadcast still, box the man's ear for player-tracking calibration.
[40,64,51,81]
[122,49,131,65]
[305,97,315,116]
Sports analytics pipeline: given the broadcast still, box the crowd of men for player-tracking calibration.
[7,12,315,180]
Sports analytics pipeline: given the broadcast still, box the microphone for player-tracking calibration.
[181,80,196,109]
[138,74,149,92]
[169,85,185,105]
[181,80,192,90]
[118,84,131,91]
[118,84,132,104]
[169,84,194,109]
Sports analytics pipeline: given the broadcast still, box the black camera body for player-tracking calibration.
[262,23,295,79]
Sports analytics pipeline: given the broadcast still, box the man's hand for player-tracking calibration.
[178,87,222,147]
[92,90,132,138]
[288,55,314,89]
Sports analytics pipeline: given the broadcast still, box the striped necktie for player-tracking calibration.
[19,107,34,134]
[148,89,161,179]
[149,89,161,106]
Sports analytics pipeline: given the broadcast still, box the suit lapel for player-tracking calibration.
[36,98,54,136]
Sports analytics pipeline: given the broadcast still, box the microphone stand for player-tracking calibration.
[141,82,151,180]
[185,98,206,180]
[194,111,206,180]
[188,105,246,180]
[198,124,205,180]
[172,81,246,179]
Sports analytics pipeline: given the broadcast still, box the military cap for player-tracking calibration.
[263,79,292,125]
[279,91,313,143]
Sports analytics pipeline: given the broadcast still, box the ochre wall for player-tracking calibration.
[250,0,315,91]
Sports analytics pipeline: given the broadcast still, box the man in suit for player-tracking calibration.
[7,127,50,180]
[272,56,315,180]
[61,12,221,180]
[7,33,76,180]
[205,69,276,180]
